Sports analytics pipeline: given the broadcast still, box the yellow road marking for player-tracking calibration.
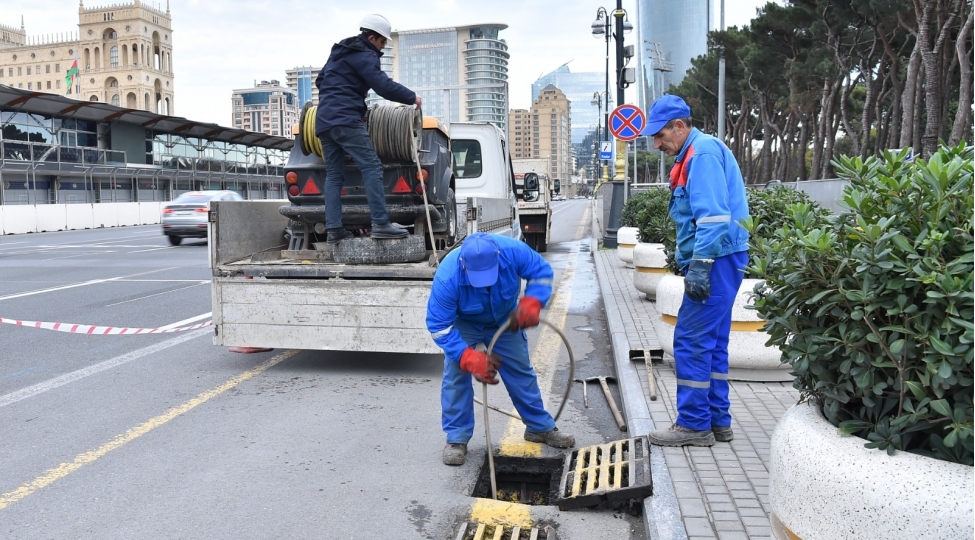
[498,205,589,456]
[0,349,298,510]
[469,498,533,529]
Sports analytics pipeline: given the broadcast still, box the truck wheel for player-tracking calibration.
[167,235,182,246]
[441,188,457,247]
[534,234,548,253]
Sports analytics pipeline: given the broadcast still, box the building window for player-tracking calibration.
[27,82,31,89]
[110,46,119,68]
[47,81,51,89]
[112,94,120,106]
[56,80,60,89]
[46,65,50,73]
[55,63,59,72]
[17,67,21,75]
[26,67,31,75]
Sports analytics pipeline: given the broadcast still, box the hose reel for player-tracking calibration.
[298,103,422,162]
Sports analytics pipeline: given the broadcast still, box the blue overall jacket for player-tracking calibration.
[426,235,554,362]
[668,128,750,270]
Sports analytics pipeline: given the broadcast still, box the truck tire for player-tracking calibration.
[332,235,426,264]
[533,234,548,253]
[436,188,458,248]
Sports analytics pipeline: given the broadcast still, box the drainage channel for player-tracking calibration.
[457,437,653,538]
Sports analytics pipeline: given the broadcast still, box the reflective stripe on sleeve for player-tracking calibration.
[697,215,731,224]
[431,326,453,339]
[529,278,553,287]
[711,372,728,380]
[676,378,710,389]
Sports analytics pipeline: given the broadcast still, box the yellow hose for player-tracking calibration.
[302,105,324,158]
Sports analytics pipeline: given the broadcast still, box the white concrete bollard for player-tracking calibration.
[632,242,668,300]
[616,226,639,265]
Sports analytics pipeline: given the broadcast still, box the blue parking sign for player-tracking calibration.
[600,141,613,160]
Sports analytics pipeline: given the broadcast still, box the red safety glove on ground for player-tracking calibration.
[508,296,542,332]
[460,348,501,385]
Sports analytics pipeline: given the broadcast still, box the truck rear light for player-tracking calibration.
[301,178,322,195]
[415,169,429,181]
[286,171,298,184]
[288,185,300,196]
[392,176,412,194]
[415,183,425,194]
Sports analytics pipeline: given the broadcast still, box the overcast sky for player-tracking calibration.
[10,0,772,126]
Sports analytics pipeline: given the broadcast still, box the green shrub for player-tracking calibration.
[745,144,974,465]
[620,188,674,244]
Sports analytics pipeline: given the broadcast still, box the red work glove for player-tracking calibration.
[460,348,501,385]
[508,296,542,332]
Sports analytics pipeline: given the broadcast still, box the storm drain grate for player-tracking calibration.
[454,521,557,540]
[556,436,652,510]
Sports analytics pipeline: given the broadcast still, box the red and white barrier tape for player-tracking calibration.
[0,317,212,335]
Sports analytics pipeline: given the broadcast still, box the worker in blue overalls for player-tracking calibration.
[645,95,750,447]
[426,232,575,465]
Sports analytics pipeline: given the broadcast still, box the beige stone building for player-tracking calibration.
[0,1,175,114]
[509,85,571,186]
[508,108,532,159]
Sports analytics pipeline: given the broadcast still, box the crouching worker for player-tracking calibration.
[426,232,576,466]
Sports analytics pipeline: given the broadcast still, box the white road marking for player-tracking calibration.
[104,282,209,307]
[158,312,212,330]
[0,327,210,409]
[127,246,175,253]
[0,267,176,302]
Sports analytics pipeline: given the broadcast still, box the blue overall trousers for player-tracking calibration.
[673,251,748,431]
[441,321,556,445]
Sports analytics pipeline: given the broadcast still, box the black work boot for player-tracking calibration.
[712,425,734,442]
[326,228,353,244]
[524,428,575,449]
[371,222,408,239]
[648,423,715,447]
[442,443,467,466]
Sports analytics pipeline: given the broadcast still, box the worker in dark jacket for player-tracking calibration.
[315,14,421,243]
[426,233,576,466]
[645,95,750,448]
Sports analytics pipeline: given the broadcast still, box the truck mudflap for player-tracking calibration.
[212,277,441,354]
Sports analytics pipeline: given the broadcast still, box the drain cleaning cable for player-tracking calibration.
[481,317,575,500]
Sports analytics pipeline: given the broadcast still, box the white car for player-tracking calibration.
[162,190,243,245]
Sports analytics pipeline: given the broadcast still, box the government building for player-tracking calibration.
[0,0,175,114]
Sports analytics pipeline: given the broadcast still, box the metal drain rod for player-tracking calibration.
[481,317,576,500]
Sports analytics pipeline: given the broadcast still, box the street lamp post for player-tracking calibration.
[592,2,633,248]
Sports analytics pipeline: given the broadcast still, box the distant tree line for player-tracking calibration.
[672,0,973,183]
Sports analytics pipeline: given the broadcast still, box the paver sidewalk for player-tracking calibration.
[590,209,800,540]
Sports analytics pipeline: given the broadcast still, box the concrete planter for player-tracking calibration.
[770,401,974,540]
[655,275,790,381]
[616,226,639,265]
[632,242,669,300]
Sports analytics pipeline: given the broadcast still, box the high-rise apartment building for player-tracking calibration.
[0,1,175,113]
[508,108,532,159]
[518,85,571,186]
[286,66,318,107]
[376,24,509,131]
[231,80,298,137]
[636,0,709,112]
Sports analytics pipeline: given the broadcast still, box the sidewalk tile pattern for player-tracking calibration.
[595,250,800,540]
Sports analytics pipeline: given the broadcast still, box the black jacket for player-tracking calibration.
[314,34,416,135]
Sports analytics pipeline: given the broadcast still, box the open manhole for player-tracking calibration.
[471,456,564,506]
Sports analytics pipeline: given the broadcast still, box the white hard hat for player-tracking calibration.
[359,14,391,40]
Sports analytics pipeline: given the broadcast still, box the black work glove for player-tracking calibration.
[684,259,713,301]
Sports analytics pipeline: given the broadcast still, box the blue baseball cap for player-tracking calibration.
[645,94,691,136]
[460,232,500,287]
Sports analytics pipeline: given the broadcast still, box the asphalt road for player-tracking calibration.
[0,200,645,540]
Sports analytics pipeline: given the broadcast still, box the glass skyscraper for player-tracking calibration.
[531,64,607,146]
[636,0,710,112]
[375,24,509,131]
[286,66,316,106]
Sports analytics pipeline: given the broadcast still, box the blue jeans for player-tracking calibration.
[673,251,748,431]
[441,321,557,444]
[318,123,391,229]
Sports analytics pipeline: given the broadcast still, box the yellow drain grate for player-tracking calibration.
[455,521,557,540]
[556,436,652,510]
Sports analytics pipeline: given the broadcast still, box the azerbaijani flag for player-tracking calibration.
[64,56,79,96]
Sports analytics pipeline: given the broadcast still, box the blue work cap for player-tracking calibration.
[459,232,499,288]
[645,94,691,136]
